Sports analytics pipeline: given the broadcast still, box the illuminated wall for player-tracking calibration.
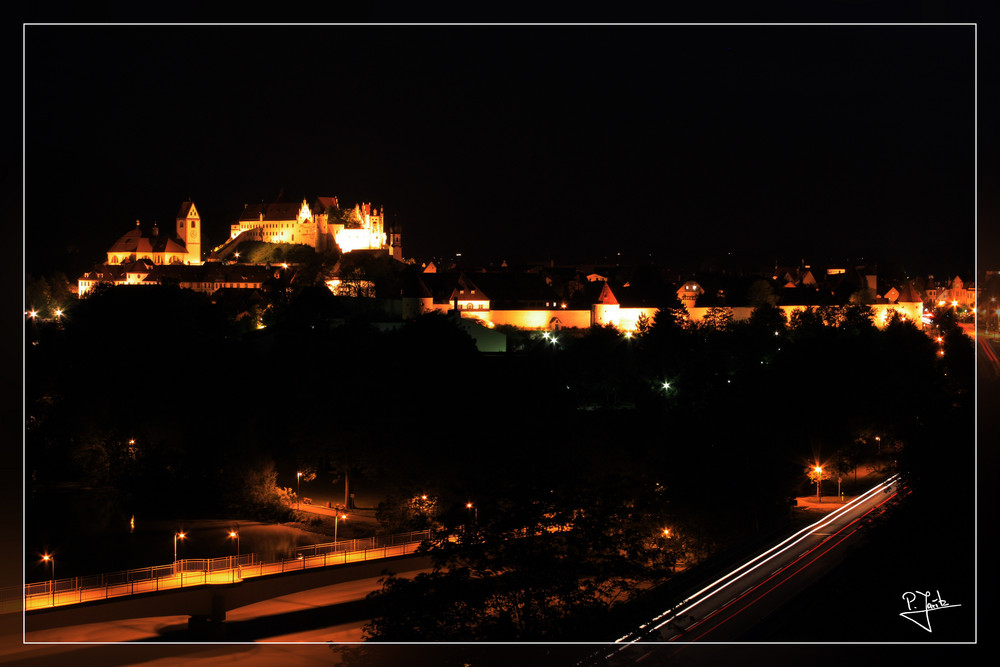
[616,307,660,332]
[463,309,592,330]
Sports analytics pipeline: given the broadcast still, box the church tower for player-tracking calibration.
[176,201,202,264]
[389,218,403,262]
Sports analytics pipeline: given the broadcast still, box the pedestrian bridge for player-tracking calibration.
[15,530,433,634]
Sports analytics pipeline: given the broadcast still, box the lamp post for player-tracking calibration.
[466,502,478,523]
[334,513,347,542]
[42,555,54,605]
[297,472,303,510]
[813,466,823,502]
[228,530,239,556]
[174,531,186,572]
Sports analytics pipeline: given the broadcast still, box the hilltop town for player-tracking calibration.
[36,194,985,350]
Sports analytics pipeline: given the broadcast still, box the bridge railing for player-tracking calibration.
[292,529,432,558]
[17,530,433,612]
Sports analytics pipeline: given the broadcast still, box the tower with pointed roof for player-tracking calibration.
[176,201,202,264]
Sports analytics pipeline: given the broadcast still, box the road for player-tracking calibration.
[21,567,432,644]
[592,475,900,665]
[978,332,1000,379]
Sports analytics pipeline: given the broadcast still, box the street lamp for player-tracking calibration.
[466,502,478,523]
[42,555,54,605]
[297,472,303,510]
[174,531,186,571]
[228,530,239,556]
[813,466,823,502]
[334,514,347,542]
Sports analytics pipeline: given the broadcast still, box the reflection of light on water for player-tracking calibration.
[130,515,135,533]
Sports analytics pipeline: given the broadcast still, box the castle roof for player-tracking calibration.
[108,225,187,255]
[896,283,923,303]
[240,202,301,222]
[314,196,339,211]
[596,282,618,305]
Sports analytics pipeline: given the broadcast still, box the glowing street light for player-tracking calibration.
[42,555,54,604]
[466,502,478,523]
[174,531,186,570]
[662,528,671,538]
[813,466,823,502]
[334,513,347,542]
[297,472,303,510]
[228,529,240,556]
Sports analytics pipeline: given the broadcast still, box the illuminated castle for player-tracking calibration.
[225,196,401,260]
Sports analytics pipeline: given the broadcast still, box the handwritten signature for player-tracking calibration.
[900,590,961,632]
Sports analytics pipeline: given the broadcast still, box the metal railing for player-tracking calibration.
[16,529,432,612]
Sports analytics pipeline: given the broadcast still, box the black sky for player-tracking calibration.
[25,24,981,279]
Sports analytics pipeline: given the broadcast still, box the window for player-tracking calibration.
[191,221,196,228]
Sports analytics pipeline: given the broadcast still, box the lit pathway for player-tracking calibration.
[21,533,429,612]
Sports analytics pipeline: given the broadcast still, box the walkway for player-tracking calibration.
[14,530,431,613]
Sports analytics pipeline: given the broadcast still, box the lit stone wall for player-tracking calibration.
[470,309,592,330]
[616,307,660,332]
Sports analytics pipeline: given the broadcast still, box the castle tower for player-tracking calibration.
[176,201,202,264]
[592,282,620,327]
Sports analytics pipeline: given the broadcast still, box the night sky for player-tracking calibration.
[24,24,985,279]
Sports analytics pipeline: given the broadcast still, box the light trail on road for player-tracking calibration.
[675,487,901,644]
[596,475,899,663]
